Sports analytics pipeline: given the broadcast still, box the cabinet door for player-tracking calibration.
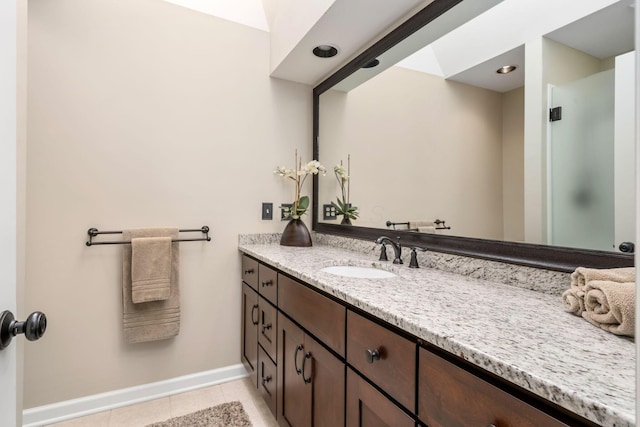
[346,368,414,427]
[277,313,311,427]
[259,296,277,361]
[305,334,345,427]
[259,345,277,417]
[241,283,259,387]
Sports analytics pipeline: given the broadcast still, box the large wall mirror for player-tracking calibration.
[312,0,635,271]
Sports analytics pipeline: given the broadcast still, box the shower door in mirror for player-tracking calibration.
[547,62,634,252]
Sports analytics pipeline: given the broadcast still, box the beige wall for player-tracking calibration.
[502,87,524,242]
[319,66,509,241]
[25,0,311,408]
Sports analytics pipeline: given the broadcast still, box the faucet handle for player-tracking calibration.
[409,246,427,268]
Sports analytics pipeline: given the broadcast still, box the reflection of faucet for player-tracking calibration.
[375,236,403,264]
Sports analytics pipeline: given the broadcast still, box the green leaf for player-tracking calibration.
[298,196,309,211]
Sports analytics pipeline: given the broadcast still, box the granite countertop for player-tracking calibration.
[238,238,635,427]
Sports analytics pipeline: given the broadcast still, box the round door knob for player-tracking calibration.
[0,310,47,351]
[619,242,635,253]
[366,348,380,364]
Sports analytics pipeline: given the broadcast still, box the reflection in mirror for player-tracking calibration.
[317,0,635,254]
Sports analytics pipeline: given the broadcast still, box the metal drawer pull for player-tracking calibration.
[261,279,273,287]
[250,305,259,325]
[302,352,312,384]
[243,268,255,275]
[294,344,303,375]
[366,348,380,364]
[262,375,272,385]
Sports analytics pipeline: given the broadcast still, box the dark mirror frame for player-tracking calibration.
[312,0,634,272]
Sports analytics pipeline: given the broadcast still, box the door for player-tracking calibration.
[1,0,19,425]
[548,70,615,251]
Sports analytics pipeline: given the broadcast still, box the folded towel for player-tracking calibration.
[417,226,436,233]
[122,228,180,344]
[570,267,635,291]
[581,280,635,337]
[131,237,172,303]
[562,288,585,316]
[409,220,434,229]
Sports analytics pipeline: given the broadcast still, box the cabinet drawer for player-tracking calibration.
[258,345,277,418]
[242,255,259,290]
[347,310,415,411]
[258,263,278,305]
[278,274,346,357]
[258,296,277,362]
[419,347,568,427]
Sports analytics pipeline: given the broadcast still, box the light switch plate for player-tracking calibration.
[262,202,273,220]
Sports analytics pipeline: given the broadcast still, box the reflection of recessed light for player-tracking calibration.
[362,59,380,69]
[313,45,338,58]
[496,65,517,74]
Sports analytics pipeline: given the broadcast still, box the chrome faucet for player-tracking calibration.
[375,236,403,264]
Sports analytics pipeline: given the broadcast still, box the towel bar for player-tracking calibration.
[385,220,451,231]
[86,226,211,246]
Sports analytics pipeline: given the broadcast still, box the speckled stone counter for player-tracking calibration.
[238,235,635,427]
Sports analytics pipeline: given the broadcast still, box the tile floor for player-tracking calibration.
[47,377,279,427]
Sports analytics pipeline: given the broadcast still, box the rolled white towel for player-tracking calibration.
[570,267,635,291]
[581,280,635,337]
[562,288,585,316]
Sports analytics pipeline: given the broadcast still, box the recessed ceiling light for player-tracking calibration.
[313,45,338,58]
[362,59,380,69]
[496,65,517,74]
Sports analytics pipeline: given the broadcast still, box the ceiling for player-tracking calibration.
[269,0,432,85]
[401,0,635,92]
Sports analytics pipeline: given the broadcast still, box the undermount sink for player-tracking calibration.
[320,265,396,279]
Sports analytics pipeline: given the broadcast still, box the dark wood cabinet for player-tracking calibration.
[259,263,278,305]
[259,345,277,416]
[278,274,346,357]
[242,256,259,290]
[418,347,569,427]
[347,310,415,411]
[277,312,345,427]
[346,368,414,427]
[258,295,277,362]
[241,254,593,427]
[241,282,259,387]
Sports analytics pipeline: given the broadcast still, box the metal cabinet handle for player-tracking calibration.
[261,279,273,287]
[0,310,47,351]
[302,352,312,384]
[366,348,380,364]
[294,344,303,375]
[243,268,255,275]
[262,374,272,386]
[250,305,259,325]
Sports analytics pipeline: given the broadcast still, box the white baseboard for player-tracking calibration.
[23,364,248,427]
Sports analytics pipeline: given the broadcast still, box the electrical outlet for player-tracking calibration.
[323,204,337,220]
[262,202,273,220]
[280,204,292,221]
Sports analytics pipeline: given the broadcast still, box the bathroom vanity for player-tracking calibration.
[239,235,635,427]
